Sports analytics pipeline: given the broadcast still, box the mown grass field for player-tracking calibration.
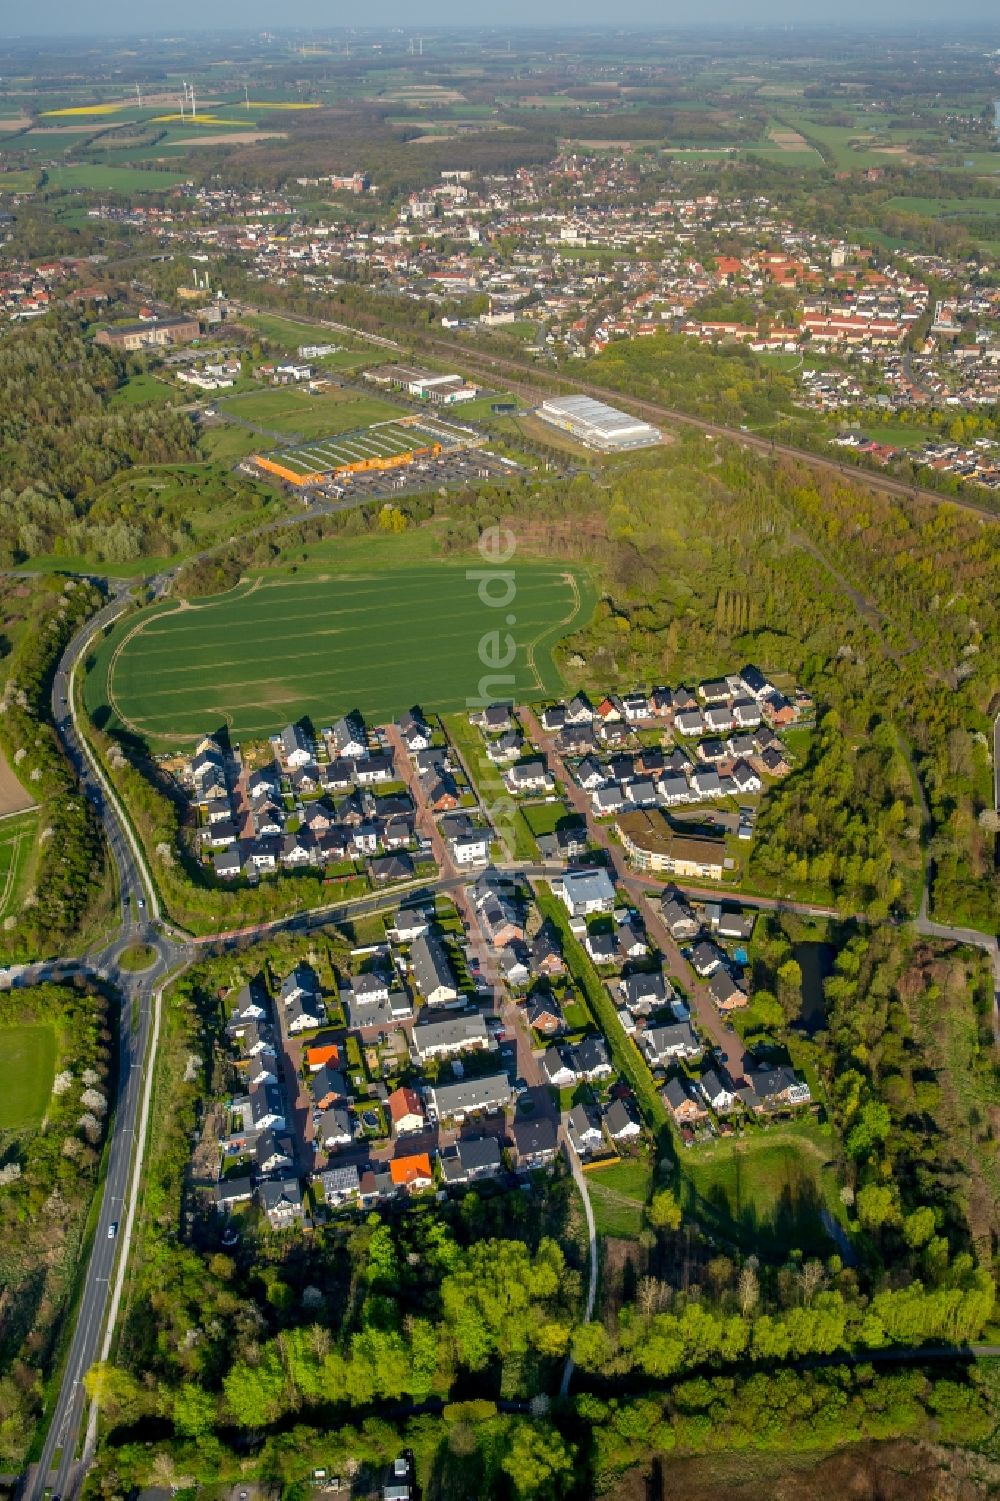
[41,163,188,191]
[87,555,596,746]
[678,1123,844,1259]
[218,387,401,439]
[0,1023,55,1131]
[587,1157,653,1238]
[0,812,38,923]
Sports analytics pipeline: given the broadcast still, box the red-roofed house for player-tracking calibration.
[388,1086,426,1136]
[390,1153,433,1193]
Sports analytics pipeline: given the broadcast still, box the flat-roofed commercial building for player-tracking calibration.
[536,394,661,452]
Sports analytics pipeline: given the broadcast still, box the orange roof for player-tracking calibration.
[306,1044,341,1070]
[388,1086,424,1123]
[390,1153,432,1187]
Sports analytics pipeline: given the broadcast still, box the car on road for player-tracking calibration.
[108,1221,118,1239]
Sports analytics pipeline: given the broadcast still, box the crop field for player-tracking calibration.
[0,1023,55,1131]
[0,812,37,922]
[86,560,595,746]
[218,388,399,439]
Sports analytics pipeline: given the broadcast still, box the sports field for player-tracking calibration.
[0,1023,55,1131]
[86,561,595,745]
[218,388,399,439]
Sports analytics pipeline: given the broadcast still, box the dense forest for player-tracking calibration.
[0,577,108,961]
[0,315,197,565]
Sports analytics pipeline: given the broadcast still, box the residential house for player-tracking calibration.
[317,1107,354,1151]
[411,932,460,1006]
[604,1098,642,1143]
[592,784,626,816]
[566,1103,603,1157]
[286,993,326,1034]
[586,929,617,966]
[511,1115,560,1171]
[280,965,320,1010]
[229,983,268,1028]
[440,1135,504,1186]
[660,892,700,941]
[530,922,565,977]
[566,693,594,724]
[387,1086,426,1135]
[440,813,490,867]
[389,1153,433,1194]
[427,1074,511,1122]
[662,1075,707,1125]
[527,993,564,1036]
[732,760,763,794]
[277,723,312,768]
[256,1129,295,1176]
[698,678,731,706]
[708,970,749,1011]
[312,1066,349,1111]
[487,728,524,764]
[354,752,395,785]
[553,867,616,917]
[371,852,414,883]
[318,1163,361,1208]
[700,1068,738,1113]
[258,1176,304,1228]
[690,941,725,977]
[329,711,368,760]
[214,845,245,880]
[306,1042,341,1072]
[575,757,606,792]
[674,710,705,738]
[413,1011,489,1061]
[505,757,553,795]
[472,701,513,733]
[620,970,670,1014]
[731,698,762,728]
[215,1175,253,1211]
[499,946,530,988]
[742,1063,811,1111]
[398,707,432,751]
[642,1022,702,1067]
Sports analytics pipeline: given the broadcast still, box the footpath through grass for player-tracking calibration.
[0,811,38,923]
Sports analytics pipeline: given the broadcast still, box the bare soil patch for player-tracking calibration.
[176,130,287,146]
[0,751,33,818]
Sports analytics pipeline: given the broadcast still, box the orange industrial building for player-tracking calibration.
[253,438,442,487]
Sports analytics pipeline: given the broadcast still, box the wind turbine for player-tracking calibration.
[135,81,143,107]
[179,80,188,119]
[244,84,250,112]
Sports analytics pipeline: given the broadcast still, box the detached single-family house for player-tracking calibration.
[527,993,564,1036]
[674,710,704,738]
[662,1075,707,1125]
[440,1135,504,1186]
[215,1175,254,1212]
[700,1068,738,1113]
[286,993,326,1034]
[250,1082,286,1132]
[708,970,748,1011]
[505,757,553,795]
[690,941,724,977]
[411,932,460,1007]
[511,1115,559,1171]
[387,1086,426,1135]
[389,1153,433,1194]
[259,1176,304,1228]
[642,1022,702,1067]
[661,893,699,941]
[317,1107,354,1151]
[277,723,312,768]
[313,1066,349,1111]
[566,1103,603,1157]
[280,965,319,1009]
[256,1129,295,1176]
[620,970,670,1014]
[554,868,616,917]
[318,1163,360,1207]
[604,1098,642,1143]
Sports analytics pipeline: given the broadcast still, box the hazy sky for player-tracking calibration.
[8,1,1000,37]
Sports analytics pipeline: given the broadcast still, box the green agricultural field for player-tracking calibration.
[587,1157,653,1238]
[218,388,401,441]
[87,556,596,746]
[679,1123,845,1259]
[0,1023,55,1131]
[0,812,38,923]
[40,164,187,191]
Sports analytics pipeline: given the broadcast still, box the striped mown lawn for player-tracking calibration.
[86,562,595,747]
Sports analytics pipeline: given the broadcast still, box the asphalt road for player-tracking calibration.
[18,593,184,1501]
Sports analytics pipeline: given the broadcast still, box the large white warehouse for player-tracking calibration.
[536,393,661,452]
